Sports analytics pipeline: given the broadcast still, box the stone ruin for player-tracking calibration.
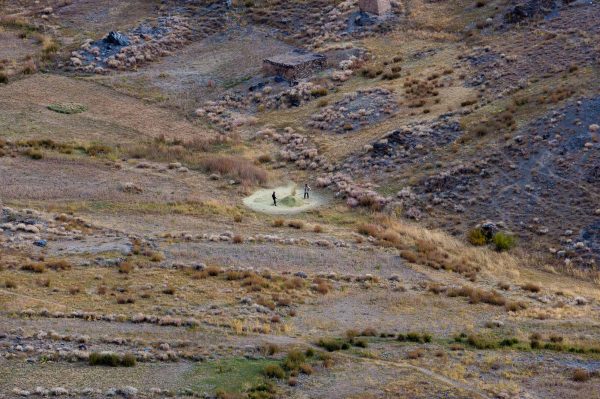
[263,50,326,81]
[358,0,391,16]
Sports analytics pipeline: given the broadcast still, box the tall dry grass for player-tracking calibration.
[361,214,521,280]
[126,135,268,185]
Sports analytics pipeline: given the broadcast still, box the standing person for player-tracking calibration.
[272,191,277,206]
[303,183,311,199]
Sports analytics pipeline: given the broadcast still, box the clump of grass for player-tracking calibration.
[493,232,516,252]
[447,286,506,306]
[310,87,328,97]
[47,103,87,114]
[272,218,284,227]
[467,228,487,246]
[23,148,43,159]
[89,352,136,367]
[22,263,45,273]
[118,262,133,274]
[263,364,285,379]
[4,279,17,289]
[572,369,591,382]
[232,234,244,244]
[357,223,380,237]
[287,220,304,229]
[397,332,432,344]
[317,338,350,352]
[521,282,541,293]
[45,259,71,271]
[407,348,424,359]
[198,155,268,185]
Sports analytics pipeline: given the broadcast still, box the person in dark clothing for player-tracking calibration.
[303,183,311,199]
[272,191,277,206]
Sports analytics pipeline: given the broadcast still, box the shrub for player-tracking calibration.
[572,369,591,382]
[206,265,222,276]
[118,262,133,274]
[498,282,510,291]
[198,155,268,185]
[116,296,135,304]
[263,364,285,379]
[317,338,349,352]
[467,228,487,246]
[149,252,165,262]
[272,218,284,227]
[466,334,499,349]
[257,154,272,164]
[407,348,424,359]
[361,327,377,337]
[232,234,244,244]
[89,352,136,367]
[4,279,17,289]
[521,283,541,293]
[287,220,304,229]
[357,223,380,237]
[299,363,313,374]
[0,72,8,84]
[283,350,306,371]
[162,286,175,295]
[310,87,328,97]
[313,225,323,233]
[23,148,43,159]
[45,259,71,270]
[22,263,45,273]
[69,286,81,295]
[492,232,516,251]
[314,279,330,295]
[234,214,243,223]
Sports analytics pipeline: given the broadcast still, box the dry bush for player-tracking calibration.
[447,286,506,306]
[232,234,244,244]
[521,282,541,293]
[243,274,270,291]
[118,262,133,274]
[4,279,17,289]
[68,286,81,295]
[198,155,268,185]
[572,369,591,382]
[283,277,304,290]
[287,220,304,229]
[358,216,520,280]
[313,278,330,295]
[313,225,323,233]
[407,348,424,359]
[272,218,285,227]
[22,263,45,273]
[117,296,135,304]
[149,252,165,262]
[357,223,381,237]
[162,286,176,295]
[233,214,243,223]
[206,265,222,276]
[45,259,71,271]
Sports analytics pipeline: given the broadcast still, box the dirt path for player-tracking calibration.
[243,183,328,215]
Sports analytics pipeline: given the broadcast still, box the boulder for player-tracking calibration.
[104,31,130,46]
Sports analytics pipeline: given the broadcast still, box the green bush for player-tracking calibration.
[493,232,516,251]
[282,350,306,371]
[316,338,349,352]
[89,352,136,367]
